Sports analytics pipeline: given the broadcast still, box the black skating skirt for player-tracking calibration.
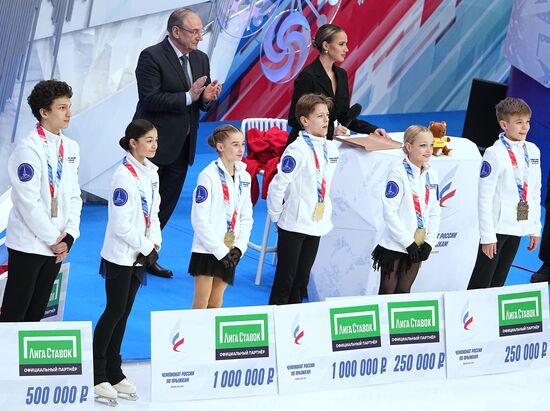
[99,258,147,285]
[188,252,235,285]
[371,245,412,278]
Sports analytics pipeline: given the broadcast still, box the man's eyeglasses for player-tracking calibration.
[175,25,207,37]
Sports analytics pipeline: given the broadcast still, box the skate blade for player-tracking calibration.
[117,392,138,401]
[95,396,118,407]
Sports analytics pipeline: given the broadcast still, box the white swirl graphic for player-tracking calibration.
[260,11,311,83]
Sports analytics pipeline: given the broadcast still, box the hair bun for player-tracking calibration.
[119,136,129,150]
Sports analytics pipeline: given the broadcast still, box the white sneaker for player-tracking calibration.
[112,378,138,400]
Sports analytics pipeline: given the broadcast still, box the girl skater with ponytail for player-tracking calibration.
[188,124,253,309]
[93,119,161,405]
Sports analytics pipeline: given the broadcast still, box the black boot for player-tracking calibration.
[530,263,550,283]
[147,262,173,278]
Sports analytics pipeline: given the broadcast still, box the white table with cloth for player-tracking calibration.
[308,133,482,301]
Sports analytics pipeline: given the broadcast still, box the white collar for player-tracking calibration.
[167,36,186,59]
[125,151,158,173]
[404,156,430,174]
[39,126,62,145]
[214,160,246,177]
[299,131,327,144]
[500,133,525,148]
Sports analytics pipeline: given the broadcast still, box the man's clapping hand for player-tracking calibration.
[189,76,207,101]
[202,80,222,102]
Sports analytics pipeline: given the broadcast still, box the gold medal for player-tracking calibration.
[51,197,58,218]
[414,228,426,246]
[517,201,529,221]
[224,231,235,248]
[312,201,325,221]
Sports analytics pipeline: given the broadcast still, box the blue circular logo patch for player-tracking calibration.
[113,188,128,206]
[480,161,492,178]
[281,155,296,173]
[195,185,208,203]
[17,163,34,182]
[385,181,399,198]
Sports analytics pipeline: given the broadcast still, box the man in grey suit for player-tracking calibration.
[134,8,221,277]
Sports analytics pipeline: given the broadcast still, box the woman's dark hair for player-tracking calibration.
[119,119,156,150]
[27,80,73,122]
[311,24,344,53]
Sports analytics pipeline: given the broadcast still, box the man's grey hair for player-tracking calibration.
[167,8,197,32]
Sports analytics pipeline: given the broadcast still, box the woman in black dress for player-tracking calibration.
[287,24,388,145]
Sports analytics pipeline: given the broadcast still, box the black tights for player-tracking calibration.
[378,256,421,294]
[93,268,140,385]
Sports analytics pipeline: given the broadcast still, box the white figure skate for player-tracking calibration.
[112,378,138,401]
[94,382,118,407]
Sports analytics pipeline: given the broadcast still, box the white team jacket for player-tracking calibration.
[101,153,162,266]
[6,126,82,256]
[478,135,541,244]
[378,157,441,253]
[191,160,253,260]
[267,132,339,236]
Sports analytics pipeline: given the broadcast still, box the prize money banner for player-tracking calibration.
[445,283,550,378]
[275,292,446,394]
[151,306,278,401]
[0,321,93,409]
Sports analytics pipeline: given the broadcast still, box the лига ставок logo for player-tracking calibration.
[330,305,381,351]
[215,314,269,360]
[18,329,82,376]
[498,291,543,337]
[388,300,440,345]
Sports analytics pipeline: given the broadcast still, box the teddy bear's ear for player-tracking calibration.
[429,121,434,126]
[442,121,446,126]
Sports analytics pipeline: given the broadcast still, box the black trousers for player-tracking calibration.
[269,228,320,305]
[467,234,521,289]
[155,136,191,229]
[539,170,550,264]
[93,265,140,385]
[0,249,61,322]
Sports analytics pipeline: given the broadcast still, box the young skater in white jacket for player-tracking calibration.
[189,124,253,309]
[93,119,161,405]
[1,80,82,322]
[468,97,541,289]
[267,94,339,305]
[372,125,441,294]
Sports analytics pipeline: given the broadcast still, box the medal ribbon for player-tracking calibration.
[499,133,529,202]
[216,162,241,233]
[403,158,430,229]
[301,132,328,202]
[36,123,64,201]
[122,157,153,232]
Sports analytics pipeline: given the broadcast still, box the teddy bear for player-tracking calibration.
[429,121,452,156]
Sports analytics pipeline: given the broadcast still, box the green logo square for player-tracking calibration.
[215,314,269,360]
